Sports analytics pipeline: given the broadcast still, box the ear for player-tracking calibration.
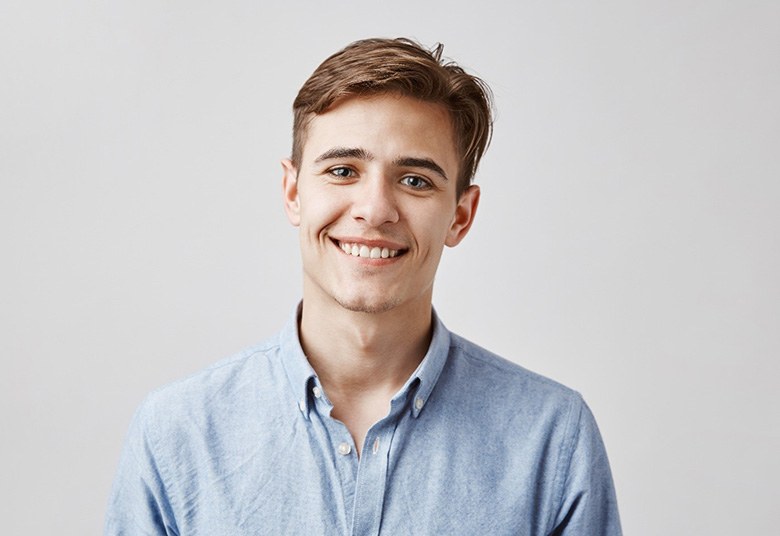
[281,159,301,226]
[445,184,480,247]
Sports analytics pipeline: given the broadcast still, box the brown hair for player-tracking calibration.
[291,38,493,196]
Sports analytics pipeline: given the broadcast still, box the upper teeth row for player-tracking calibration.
[340,242,399,259]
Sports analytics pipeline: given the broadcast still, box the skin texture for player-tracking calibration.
[282,93,480,455]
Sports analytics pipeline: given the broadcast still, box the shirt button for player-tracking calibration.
[415,397,424,410]
[312,386,322,398]
[298,400,306,412]
[337,442,352,456]
[372,438,380,455]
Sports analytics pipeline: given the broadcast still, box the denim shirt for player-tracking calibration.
[105,307,621,535]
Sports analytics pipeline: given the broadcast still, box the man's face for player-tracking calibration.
[282,93,479,315]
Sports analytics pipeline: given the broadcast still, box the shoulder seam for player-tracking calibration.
[546,392,585,532]
[136,397,181,534]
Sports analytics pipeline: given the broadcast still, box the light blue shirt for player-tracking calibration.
[106,307,621,535]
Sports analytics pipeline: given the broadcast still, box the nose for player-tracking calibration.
[349,174,400,226]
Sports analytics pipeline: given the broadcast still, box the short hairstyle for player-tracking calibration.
[291,37,493,196]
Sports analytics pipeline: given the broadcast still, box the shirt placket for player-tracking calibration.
[310,382,360,531]
[311,381,408,536]
[349,395,409,536]
[350,424,396,536]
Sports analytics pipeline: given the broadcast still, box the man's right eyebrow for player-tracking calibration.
[314,147,374,163]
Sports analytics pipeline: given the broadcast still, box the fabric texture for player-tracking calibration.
[105,307,621,535]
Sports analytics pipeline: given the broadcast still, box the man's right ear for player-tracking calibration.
[281,159,300,227]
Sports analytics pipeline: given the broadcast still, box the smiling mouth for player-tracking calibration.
[334,239,406,259]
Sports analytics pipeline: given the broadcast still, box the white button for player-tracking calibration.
[415,398,424,410]
[372,438,380,455]
[337,442,352,456]
[312,386,322,398]
[298,400,306,412]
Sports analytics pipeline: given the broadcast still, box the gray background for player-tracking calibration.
[2,1,778,534]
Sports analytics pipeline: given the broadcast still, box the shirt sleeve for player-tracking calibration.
[549,395,622,536]
[104,397,179,536]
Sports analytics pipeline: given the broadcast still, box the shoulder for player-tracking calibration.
[446,331,583,406]
[435,331,593,445]
[136,335,286,432]
[440,333,612,492]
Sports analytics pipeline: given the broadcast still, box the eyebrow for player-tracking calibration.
[393,157,449,181]
[314,146,449,181]
[314,147,373,163]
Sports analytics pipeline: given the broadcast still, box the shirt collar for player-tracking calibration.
[279,303,451,420]
[394,308,451,418]
[279,303,318,419]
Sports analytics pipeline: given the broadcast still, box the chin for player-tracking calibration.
[334,294,402,314]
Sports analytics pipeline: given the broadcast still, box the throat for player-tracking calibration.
[329,387,395,459]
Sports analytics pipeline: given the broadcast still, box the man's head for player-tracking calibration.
[291,38,493,197]
[283,38,493,315]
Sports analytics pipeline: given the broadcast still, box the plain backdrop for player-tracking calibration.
[2,1,778,534]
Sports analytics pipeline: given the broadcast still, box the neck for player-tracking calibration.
[297,284,435,456]
[299,297,433,398]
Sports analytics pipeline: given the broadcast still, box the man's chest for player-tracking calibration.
[168,413,560,536]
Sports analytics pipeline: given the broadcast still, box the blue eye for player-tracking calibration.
[401,175,432,190]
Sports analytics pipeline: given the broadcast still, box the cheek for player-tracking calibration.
[416,215,455,253]
[299,192,344,234]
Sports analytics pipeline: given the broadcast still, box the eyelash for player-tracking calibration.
[327,167,433,190]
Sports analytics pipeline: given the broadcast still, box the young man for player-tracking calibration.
[106,38,621,535]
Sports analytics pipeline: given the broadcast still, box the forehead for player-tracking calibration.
[301,94,459,171]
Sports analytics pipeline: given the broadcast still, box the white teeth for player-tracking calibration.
[339,242,400,259]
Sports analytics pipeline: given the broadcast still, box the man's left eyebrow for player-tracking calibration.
[394,157,449,181]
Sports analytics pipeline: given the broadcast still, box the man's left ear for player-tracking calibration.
[445,184,480,247]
